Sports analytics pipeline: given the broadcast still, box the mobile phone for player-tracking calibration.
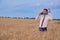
[40,12,43,15]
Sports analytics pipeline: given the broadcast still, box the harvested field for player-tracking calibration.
[0,18,60,40]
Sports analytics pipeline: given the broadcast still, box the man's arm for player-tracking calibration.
[35,13,40,20]
[48,8,53,21]
[49,13,53,21]
[35,12,43,20]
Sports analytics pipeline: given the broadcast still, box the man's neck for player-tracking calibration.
[43,14,47,16]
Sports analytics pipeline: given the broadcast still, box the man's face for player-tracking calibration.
[43,10,48,15]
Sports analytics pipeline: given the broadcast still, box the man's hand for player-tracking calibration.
[38,12,43,16]
[48,8,51,13]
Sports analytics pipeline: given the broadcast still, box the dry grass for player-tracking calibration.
[0,18,60,40]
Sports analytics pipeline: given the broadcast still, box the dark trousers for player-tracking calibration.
[39,27,47,32]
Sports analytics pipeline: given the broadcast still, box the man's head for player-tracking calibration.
[43,9,48,15]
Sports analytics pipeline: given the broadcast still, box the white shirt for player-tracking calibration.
[35,13,53,27]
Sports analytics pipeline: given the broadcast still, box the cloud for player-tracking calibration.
[35,3,41,7]
[50,2,60,6]
[0,0,41,12]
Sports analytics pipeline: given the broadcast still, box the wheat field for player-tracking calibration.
[0,18,60,40]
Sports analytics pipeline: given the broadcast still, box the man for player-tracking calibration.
[35,8,53,32]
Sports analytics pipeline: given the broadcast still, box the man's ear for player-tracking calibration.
[46,11,48,14]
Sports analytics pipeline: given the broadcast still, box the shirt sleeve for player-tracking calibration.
[35,15,40,20]
[48,13,53,20]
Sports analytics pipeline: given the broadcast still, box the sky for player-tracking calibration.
[0,0,60,19]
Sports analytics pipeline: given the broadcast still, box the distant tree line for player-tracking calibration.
[53,19,60,21]
[0,16,35,19]
[0,16,60,20]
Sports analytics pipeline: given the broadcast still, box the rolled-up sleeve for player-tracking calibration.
[35,15,39,20]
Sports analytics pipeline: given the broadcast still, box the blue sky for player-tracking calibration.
[0,0,60,19]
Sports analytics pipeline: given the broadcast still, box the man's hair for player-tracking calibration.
[44,9,48,11]
[40,9,48,15]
